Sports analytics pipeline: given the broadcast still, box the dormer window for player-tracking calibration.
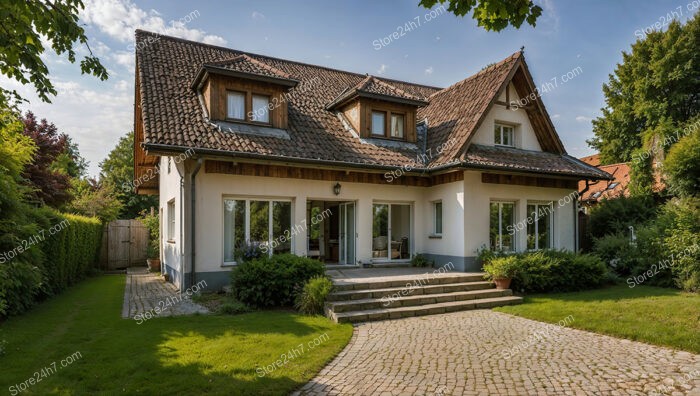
[227,91,245,120]
[252,94,271,123]
[495,123,515,147]
[371,111,386,136]
[391,113,404,138]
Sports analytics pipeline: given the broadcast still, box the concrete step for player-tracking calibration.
[328,288,512,313]
[327,281,495,302]
[332,273,486,292]
[329,296,523,324]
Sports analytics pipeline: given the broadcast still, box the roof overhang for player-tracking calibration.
[326,90,429,111]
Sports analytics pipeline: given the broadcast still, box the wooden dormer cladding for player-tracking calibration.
[329,76,427,143]
[191,54,298,130]
[202,75,290,129]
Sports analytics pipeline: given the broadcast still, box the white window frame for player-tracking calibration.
[371,111,386,136]
[494,123,515,147]
[490,201,516,252]
[527,201,554,251]
[167,200,175,242]
[222,197,293,265]
[432,200,443,236]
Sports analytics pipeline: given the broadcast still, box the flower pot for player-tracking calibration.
[494,277,512,290]
[163,273,170,282]
[147,258,161,272]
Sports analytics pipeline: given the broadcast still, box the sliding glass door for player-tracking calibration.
[338,202,355,265]
[372,203,411,261]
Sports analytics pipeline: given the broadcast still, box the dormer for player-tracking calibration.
[191,54,299,129]
[327,76,428,143]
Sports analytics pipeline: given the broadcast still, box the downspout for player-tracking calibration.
[190,158,204,288]
[174,164,185,291]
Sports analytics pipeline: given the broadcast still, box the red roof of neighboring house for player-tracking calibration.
[578,154,664,201]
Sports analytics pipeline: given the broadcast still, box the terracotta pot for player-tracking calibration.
[147,258,161,272]
[494,277,512,290]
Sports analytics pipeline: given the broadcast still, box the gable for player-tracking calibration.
[470,82,542,151]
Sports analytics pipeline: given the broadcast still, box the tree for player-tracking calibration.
[664,123,700,197]
[0,0,108,107]
[588,14,700,194]
[51,137,88,179]
[100,131,157,219]
[21,111,72,207]
[65,178,122,222]
[418,0,542,31]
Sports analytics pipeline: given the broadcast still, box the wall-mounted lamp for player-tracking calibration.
[333,182,341,196]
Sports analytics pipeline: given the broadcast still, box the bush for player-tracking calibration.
[230,254,325,308]
[481,250,608,293]
[295,276,333,315]
[664,123,700,197]
[588,196,657,239]
[482,256,518,280]
[410,254,432,267]
[592,233,642,276]
[138,210,159,259]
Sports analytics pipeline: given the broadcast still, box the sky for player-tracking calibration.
[4,0,698,177]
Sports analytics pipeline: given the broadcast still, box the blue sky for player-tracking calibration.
[6,0,698,176]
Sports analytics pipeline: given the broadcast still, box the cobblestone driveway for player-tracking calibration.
[294,310,700,396]
[121,267,208,319]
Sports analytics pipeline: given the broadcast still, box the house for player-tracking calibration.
[133,30,611,292]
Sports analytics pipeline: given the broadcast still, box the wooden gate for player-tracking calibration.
[103,220,149,269]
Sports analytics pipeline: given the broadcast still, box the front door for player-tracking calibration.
[338,202,356,265]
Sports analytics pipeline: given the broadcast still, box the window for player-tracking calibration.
[251,94,271,123]
[371,111,386,136]
[390,114,405,138]
[223,198,292,263]
[227,91,245,120]
[527,203,552,250]
[433,201,443,235]
[490,201,515,251]
[494,123,515,147]
[372,203,411,260]
[167,200,175,241]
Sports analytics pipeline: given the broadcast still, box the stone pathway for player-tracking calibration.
[121,267,208,319]
[293,310,700,396]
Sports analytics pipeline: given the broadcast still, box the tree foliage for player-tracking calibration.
[418,0,542,31]
[20,111,72,207]
[0,0,108,106]
[65,178,122,222]
[588,14,700,194]
[99,131,157,219]
[664,125,700,197]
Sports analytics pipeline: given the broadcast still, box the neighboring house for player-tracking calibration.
[578,154,664,211]
[133,30,610,292]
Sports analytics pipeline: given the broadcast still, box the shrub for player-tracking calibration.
[588,196,657,239]
[295,276,333,315]
[482,256,518,280]
[138,210,159,259]
[664,123,700,197]
[230,254,325,308]
[410,254,432,267]
[592,233,641,276]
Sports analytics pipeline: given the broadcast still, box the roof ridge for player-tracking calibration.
[134,29,443,91]
[369,76,424,101]
[205,54,293,79]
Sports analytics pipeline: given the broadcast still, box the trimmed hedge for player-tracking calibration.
[0,209,102,316]
[230,254,325,308]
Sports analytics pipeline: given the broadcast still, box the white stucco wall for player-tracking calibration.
[471,83,543,151]
[158,156,184,288]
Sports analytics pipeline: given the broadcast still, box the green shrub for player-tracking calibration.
[217,300,251,315]
[230,254,325,308]
[410,254,432,267]
[138,210,160,259]
[482,256,518,280]
[592,233,641,276]
[295,276,333,315]
[664,123,700,198]
[588,196,657,239]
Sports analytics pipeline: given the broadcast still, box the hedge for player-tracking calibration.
[0,209,102,317]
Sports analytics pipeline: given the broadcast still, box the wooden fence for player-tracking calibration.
[99,219,149,270]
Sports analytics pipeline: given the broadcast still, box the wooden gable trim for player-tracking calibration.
[481,172,577,190]
[133,62,160,196]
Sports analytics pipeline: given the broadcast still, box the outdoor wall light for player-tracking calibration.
[333,182,341,196]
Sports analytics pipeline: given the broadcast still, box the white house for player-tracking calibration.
[133,30,610,292]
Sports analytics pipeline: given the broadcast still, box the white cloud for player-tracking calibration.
[251,11,266,20]
[552,114,560,119]
[424,66,434,75]
[112,51,135,73]
[81,0,226,46]
[575,115,592,122]
[377,64,387,75]
[534,0,560,34]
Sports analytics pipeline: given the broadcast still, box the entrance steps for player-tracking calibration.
[325,272,522,323]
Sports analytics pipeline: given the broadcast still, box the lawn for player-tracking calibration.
[0,275,353,395]
[495,285,700,353]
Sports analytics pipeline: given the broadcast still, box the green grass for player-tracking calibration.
[0,275,353,395]
[495,285,700,353]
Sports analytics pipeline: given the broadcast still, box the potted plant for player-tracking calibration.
[482,256,518,289]
[139,210,161,272]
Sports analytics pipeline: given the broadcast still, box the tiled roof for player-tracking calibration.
[135,30,608,180]
[464,145,613,179]
[327,75,428,109]
[578,154,662,201]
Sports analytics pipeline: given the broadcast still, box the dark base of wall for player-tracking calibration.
[182,270,231,292]
[164,264,182,290]
[422,254,481,272]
